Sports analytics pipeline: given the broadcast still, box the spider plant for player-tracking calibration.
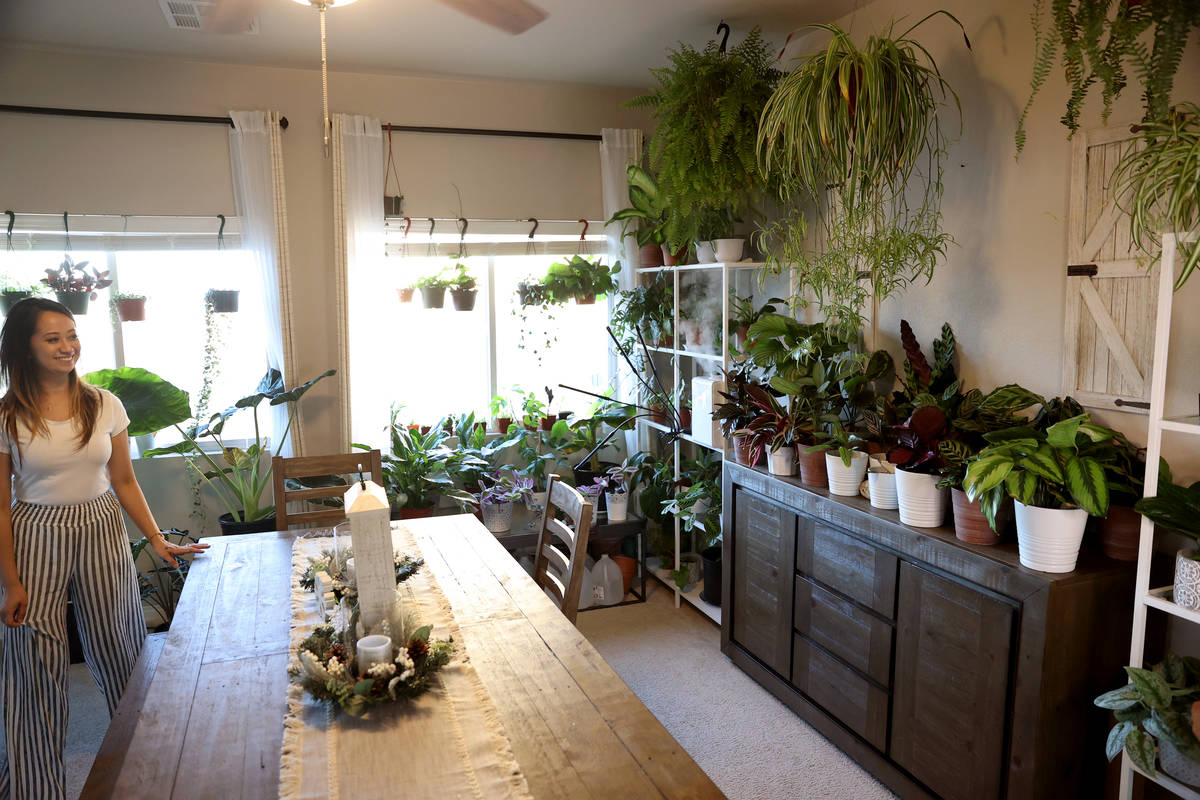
[1111,104,1200,291]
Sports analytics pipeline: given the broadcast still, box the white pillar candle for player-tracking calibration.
[345,558,356,581]
[357,634,392,674]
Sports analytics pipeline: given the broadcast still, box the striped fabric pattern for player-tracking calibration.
[0,491,146,800]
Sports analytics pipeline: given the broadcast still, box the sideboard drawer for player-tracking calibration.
[792,635,889,752]
[794,576,893,687]
[796,517,898,618]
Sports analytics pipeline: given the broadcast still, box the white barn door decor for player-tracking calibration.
[1062,125,1159,413]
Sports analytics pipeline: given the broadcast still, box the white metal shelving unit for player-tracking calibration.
[634,260,765,624]
[1122,233,1200,800]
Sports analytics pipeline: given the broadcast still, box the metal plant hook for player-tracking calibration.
[216,214,226,251]
[717,21,730,53]
[62,211,72,252]
[527,218,539,239]
[403,216,412,238]
[4,210,13,252]
[426,217,437,257]
[578,219,588,241]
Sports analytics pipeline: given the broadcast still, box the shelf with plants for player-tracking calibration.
[636,261,766,274]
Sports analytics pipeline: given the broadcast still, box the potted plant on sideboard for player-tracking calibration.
[1135,460,1200,610]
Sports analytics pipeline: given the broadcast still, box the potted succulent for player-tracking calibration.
[447,262,477,311]
[963,414,1114,573]
[808,421,868,497]
[414,271,451,309]
[541,255,620,305]
[607,164,670,266]
[42,255,112,315]
[1095,653,1200,784]
[112,291,147,322]
[476,470,533,534]
[0,276,42,313]
[1135,461,1200,610]
[737,384,804,477]
[205,288,239,313]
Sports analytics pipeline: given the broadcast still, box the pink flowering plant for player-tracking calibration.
[42,255,113,299]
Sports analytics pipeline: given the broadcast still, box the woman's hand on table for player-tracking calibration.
[151,535,211,569]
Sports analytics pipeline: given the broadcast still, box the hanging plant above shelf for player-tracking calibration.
[42,254,112,315]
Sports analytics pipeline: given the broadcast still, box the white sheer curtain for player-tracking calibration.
[228,110,298,455]
[600,128,643,416]
[332,114,384,452]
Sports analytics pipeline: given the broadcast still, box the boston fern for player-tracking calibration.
[1016,0,1200,153]
[627,27,782,248]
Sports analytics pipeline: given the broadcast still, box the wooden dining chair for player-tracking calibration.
[271,449,383,530]
[531,473,593,624]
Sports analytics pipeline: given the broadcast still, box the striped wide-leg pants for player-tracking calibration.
[0,491,146,800]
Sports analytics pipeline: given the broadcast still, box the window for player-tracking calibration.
[1,214,269,449]
[347,220,612,448]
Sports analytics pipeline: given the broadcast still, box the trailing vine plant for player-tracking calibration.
[755,13,967,338]
[1016,0,1200,154]
[188,295,225,531]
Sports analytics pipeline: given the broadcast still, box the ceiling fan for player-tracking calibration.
[203,0,548,36]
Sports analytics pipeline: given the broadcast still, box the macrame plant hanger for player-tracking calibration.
[383,124,403,216]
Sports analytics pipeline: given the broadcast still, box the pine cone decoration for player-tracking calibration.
[323,643,348,664]
[406,638,429,661]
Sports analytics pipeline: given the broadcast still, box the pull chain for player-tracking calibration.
[320,2,330,159]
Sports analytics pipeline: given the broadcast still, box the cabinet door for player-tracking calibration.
[731,490,795,676]
[891,562,1013,800]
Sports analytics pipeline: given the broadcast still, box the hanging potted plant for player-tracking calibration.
[1135,461,1200,610]
[414,270,450,309]
[964,414,1114,573]
[205,288,239,313]
[541,255,620,305]
[626,27,782,261]
[397,283,416,303]
[0,277,42,314]
[447,262,478,311]
[112,291,147,322]
[756,14,966,336]
[41,255,111,315]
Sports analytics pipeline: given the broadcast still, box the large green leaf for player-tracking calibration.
[1124,728,1157,776]
[1065,455,1109,516]
[1019,444,1065,485]
[1045,414,1087,450]
[1005,470,1037,506]
[964,454,1013,499]
[980,384,1044,414]
[82,367,192,437]
[269,368,336,406]
[1126,666,1172,712]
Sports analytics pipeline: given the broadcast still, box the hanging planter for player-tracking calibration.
[447,263,477,311]
[42,254,109,316]
[56,291,91,315]
[419,286,446,308]
[397,287,415,303]
[1,290,33,314]
[450,288,477,311]
[206,289,239,313]
[114,295,147,322]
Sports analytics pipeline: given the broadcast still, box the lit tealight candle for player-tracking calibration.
[356,634,392,674]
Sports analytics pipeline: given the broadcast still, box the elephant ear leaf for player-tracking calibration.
[270,369,337,406]
[82,367,192,437]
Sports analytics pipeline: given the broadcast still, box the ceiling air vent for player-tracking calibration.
[159,0,259,34]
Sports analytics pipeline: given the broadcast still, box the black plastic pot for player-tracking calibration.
[56,291,90,315]
[420,286,446,309]
[206,289,239,313]
[700,545,722,606]
[450,288,477,311]
[1,291,32,314]
[217,513,277,536]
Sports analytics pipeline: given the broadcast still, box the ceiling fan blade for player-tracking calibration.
[202,0,264,34]
[436,0,548,35]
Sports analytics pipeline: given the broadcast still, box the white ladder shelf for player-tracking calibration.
[1122,233,1200,800]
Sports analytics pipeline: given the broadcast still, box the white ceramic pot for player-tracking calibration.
[1175,548,1200,610]
[481,501,514,533]
[605,492,629,522]
[895,468,949,528]
[825,451,868,497]
[868,471,899,510]
[768,446,796,476]
[1013,501,1088,573]
[713,238,744,263]
[695,240,716,263]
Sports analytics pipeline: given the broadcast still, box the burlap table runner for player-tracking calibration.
[279,523,533,800]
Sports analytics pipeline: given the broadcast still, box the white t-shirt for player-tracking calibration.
[0,388,130,505]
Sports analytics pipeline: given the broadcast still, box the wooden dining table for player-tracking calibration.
[82,514,723,799]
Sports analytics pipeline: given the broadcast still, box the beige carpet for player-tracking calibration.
[576,581,898,800]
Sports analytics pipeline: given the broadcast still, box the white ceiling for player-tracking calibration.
[0,0,863,87]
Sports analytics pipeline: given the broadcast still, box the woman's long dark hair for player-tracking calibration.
[0,297,100,463]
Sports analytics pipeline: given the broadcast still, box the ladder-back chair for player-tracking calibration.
[531,473,593,624]
[271,449,383,530]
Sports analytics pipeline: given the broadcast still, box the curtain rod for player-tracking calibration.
[382,123,600,142]
[0,104,289,129]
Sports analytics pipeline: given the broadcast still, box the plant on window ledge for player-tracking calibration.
[755,13,967,337]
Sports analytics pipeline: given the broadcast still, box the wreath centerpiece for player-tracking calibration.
[292,545,454,717]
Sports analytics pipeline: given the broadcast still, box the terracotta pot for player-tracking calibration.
[639,243,664,268]
[679,407,691,432]
[574,293,596,305]
[116,297,146,321]
[952,488,1002,546]
[495,417,512,434]
[1099,504,1142,561]
[397,287,414,303]
[539,416,553,431]
[612,555,637,595]
[661,245,687,266]
[650,406,668,426]
[732,435,758,466]
[797,449,828,488]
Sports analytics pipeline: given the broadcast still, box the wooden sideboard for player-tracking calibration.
[720,461,1135,800]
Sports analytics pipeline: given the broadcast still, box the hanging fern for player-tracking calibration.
[627,28,782,249]
[1015,0,1200,153]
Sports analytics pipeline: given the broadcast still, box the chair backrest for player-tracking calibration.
[531,473,593,624]
[271,450,384,530]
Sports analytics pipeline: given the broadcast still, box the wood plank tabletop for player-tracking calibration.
[82,516,723,799]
